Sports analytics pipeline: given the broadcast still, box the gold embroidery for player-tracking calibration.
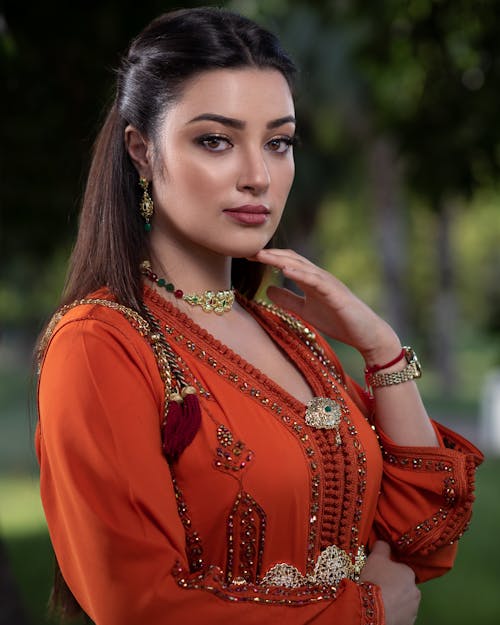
[156,296,373,579]
[227,491,266,583]
[261,545,366,589]
[214,425,254,473]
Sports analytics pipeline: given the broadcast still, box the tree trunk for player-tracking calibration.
[367,137,410,339]
[433,200,458,394]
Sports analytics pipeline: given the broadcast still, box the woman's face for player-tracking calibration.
[136,68,296,260]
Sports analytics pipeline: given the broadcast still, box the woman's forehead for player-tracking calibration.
[167,67,295,126]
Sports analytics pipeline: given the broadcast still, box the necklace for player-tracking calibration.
[140,261,235,315]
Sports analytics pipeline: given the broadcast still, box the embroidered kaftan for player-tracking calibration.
[36,287,483,625]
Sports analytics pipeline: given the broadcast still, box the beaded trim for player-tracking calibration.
[152,291,372,574]
[381,435,480,555]
[359,582,382,625]
[214,424,254,473]
[247,299,370,562]
[172,554,376,611]
[141,288,382,597]
[227,491,267,584]
[172,476,205,573]
[173,562,341,605]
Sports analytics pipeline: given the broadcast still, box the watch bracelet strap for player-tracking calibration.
[366,359,421,389]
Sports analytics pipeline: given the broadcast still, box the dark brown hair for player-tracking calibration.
[61,6,297,311]
[47,6,297,622]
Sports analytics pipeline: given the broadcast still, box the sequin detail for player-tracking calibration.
[261,544,366,589]
[227,491,266,584]
[173,562,340,605]
[214,425,254,473]
[360,582,381,625]
[172,476,204,572]
[155,293,372,577]
[381,441,480,555]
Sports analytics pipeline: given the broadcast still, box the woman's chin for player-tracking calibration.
[225,235,276,260]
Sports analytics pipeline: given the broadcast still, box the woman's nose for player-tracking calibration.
[236,148,271,195]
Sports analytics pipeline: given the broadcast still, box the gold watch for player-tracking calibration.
[365,346,422,390]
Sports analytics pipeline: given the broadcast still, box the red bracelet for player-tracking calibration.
[364,348,406,374]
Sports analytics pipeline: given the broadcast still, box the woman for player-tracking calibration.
[36,7,483,625]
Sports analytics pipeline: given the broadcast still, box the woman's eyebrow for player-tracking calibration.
[267,115,296,129]
[186,113,296,129]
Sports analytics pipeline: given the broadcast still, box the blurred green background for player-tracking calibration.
[1,0,499,623]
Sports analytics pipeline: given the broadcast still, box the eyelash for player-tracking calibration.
[195,133,298,153]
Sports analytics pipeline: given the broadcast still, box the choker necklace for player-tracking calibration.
[141,261,235,315]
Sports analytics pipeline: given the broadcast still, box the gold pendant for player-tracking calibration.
[183,289,235,314]
[305,397,342,444]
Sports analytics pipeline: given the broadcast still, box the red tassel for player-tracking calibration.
[162,388,202,463]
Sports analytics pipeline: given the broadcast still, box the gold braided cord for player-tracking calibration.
[37,298,173,403]
[255,300,316,340]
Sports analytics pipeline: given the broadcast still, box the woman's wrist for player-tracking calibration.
[365,347,422,393]
[360,326,402,369]
[365,348,406,374]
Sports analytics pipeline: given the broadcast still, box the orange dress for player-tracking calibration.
[36,287,483,625]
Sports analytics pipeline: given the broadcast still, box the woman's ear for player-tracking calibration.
[125,125,153,179]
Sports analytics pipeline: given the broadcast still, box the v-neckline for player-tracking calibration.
[144,286,327,415]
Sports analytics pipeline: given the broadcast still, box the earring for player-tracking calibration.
[139,177,154,232]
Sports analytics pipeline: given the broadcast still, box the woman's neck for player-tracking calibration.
[147,234,232,299]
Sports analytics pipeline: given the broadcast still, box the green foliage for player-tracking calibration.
[455,189,500,342]
[316,195,381,310]
[347,0,500,203]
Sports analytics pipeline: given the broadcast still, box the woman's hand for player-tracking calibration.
[360,541,421,625]
[251,249,401,366]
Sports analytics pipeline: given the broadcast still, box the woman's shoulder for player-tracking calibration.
[37,288,153,370]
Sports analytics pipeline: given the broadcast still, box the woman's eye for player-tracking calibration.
[266,136,296,153]
[197,135,233,152]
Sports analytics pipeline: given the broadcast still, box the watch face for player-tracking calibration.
[407,347,421,374]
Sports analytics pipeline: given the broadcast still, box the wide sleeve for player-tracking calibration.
[342,371,483,583]
[37,312,384,625]
[371,422,483,582]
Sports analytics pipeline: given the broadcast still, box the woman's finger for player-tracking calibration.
[251,248,317,270]
[370,541,392,557]
[282,265,339,300]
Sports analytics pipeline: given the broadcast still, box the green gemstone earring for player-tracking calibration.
[139,177,154,232]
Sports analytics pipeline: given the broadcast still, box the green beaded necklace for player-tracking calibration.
[140,261,235,315]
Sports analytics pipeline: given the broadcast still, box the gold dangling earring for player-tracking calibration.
[139,177,154,232]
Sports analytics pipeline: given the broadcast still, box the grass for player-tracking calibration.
[0,475,57,625]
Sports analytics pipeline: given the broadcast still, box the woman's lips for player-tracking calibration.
[223,205,270,225]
